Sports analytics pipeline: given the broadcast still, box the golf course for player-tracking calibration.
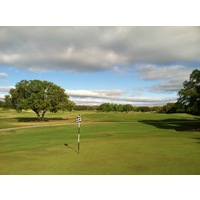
[1,108,200,175]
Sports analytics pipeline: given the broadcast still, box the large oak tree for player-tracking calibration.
[7,80,72,121]
[177,69,200,115]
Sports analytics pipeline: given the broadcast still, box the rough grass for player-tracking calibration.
[0,109,200,174]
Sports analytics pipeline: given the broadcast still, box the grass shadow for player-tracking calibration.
[139,118,200,132]
[64,144,78,154]
[192,137,200,144]
[15,117,65,122]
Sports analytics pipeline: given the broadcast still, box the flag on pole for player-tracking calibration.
[76,114,81,124]
[76,114,81,153]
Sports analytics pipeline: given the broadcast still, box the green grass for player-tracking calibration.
[0,109,200,174]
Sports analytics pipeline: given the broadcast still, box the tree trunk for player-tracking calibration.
[32,107,42,121]
[41,109,47,121]
[35,111,41,121]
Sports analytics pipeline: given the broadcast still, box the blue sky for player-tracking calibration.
[0,27,199,106]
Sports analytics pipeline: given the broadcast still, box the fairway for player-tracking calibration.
[0,109,200,174]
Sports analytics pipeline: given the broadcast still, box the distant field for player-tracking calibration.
[0,109,200,174]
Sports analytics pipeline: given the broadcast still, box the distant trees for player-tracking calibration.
[95,103,180,113]
[0,99,180,114]
[177,69,200,115]
[97,103,135,112]
[74,105,98,111]
[5,80,73,121]
[161,103,177,113]
[3,95,13,109]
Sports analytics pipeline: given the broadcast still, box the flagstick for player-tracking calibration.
[76,114,81,154]
[78,122,80,154]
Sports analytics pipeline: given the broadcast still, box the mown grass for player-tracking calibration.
[0,109,200,174]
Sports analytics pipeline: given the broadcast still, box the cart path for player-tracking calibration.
[0,122,74,131]
[0,121,137,132]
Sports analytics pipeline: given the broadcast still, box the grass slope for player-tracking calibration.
[0,109,200,174]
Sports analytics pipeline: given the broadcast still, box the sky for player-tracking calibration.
[0,26,200,106]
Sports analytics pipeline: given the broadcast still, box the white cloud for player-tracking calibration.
[0,94,5,99]
[0,72,8,77]
[0,27,200,73]
[66,89,176,106]
[66,89,124,99]
[137,65,192,80]
[0,86,14,92]
[136,64,195,93]
[151,80,183,93]
[0,27,199,105]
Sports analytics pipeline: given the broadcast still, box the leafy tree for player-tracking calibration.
[123,104,133,112]
[161,103,177,113]
[151,106,162,113]
[2,95,13,109]
[0,100,4,108]
[97,103,113,112]
[137,106,151,112]
[116,104,123,112]
[97,103,134,112]
[74,105,98,111]
[177,69,200,115]
[67,101,76,112]
[7,80,72,121]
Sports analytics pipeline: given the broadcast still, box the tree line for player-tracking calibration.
[96,102,178,113]
[0,100,186,114]
[75,102,183,113]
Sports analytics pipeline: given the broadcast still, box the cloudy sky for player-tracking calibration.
[0,26,199,106]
